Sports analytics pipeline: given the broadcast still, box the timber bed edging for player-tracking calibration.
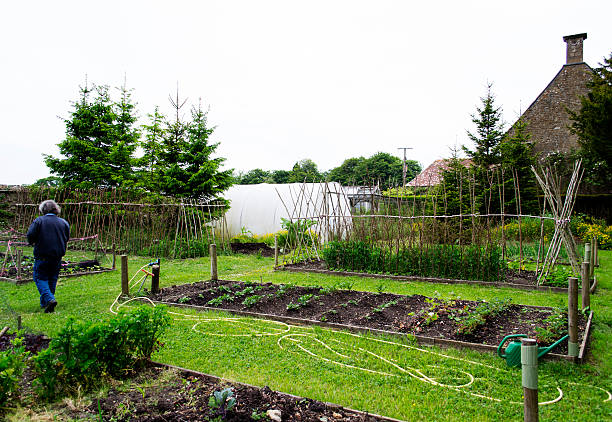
[149,294,592,363]
[150,361,407,422]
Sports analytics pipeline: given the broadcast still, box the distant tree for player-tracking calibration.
[328,153,420,189]
[33,176,62,187]
[45,82,139,188]
[570,51,612,189]
[239,168,272,184]
[270,170,292,184]
[463,83,505,169]
[289,159,321,182]
[328,157,367,185]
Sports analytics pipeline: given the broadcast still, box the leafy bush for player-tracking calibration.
[32,305,170,401]
[0,335,29,406]
[574,220,612,250]
[322,241,506,282]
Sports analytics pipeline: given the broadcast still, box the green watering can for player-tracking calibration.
[497,334,569,367]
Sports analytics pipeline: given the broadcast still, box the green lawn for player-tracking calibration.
[1,252,611,421]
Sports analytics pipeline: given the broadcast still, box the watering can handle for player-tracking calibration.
[537,334,570,358]
[497,334,528,358]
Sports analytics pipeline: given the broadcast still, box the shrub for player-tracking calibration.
[0,335,29,406]
[574,221,612,250]
[32,305,170,401]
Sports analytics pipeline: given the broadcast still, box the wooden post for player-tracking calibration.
[274,234,279,267]
[210,244,218,281]
[589,238,595,279]
[151,265,160,294]
[584,242,591,274]
[17,315,22,331]
[521,338,538,422]
[16,249,22,280]
[581,261,590,310]
[568,276,579,358]
[111,242,116,269]
[593,236,599,268]
[121,255,129,296]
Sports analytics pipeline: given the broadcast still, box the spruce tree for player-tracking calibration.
[45,82,139,188]
[463,83,505,169]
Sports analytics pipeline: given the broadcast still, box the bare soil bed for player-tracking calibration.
[230,242,275,257]
[151,280,585,354]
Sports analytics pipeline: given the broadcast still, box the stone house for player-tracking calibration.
[508,33,593,157]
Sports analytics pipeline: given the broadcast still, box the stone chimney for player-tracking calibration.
[563,33,587,65]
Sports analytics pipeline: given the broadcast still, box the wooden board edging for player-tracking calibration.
[2,268,116,285]
[150,361,407,422]
[277,266,568,294]
[149,298,578,362]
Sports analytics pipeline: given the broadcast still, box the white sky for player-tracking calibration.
[1,1,610,185]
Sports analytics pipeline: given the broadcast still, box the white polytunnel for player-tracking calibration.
[219,183,353,240]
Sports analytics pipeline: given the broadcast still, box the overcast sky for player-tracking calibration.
[1,0,610,185]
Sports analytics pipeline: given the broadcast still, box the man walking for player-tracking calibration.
[27,200,70,313]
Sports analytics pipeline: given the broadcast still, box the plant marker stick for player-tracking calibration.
[151,265,160,294]
[568,276,579,358]
[16,248,22,280]
[121,255,129,296]
[581,262,590,310]
[274,234,279,267]
[522,338,538,422]
[210,244,218,281]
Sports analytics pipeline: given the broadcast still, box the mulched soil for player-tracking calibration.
[152,280,586,354]
[230,242,276,257]
[283,260,549,287]
[83,366,386,422]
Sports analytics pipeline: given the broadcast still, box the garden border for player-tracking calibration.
[149,288,593,363]
[151,361,406,422]
[276,265,570,293]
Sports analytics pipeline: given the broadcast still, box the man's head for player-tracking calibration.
[39,200,61,215]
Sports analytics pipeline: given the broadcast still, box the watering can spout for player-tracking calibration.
[537,334,569,359]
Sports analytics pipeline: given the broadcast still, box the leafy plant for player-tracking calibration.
[456,299,511,335]
[209,387,236,420]
[32,306,170,401]
[207,294,234,307]
[242,295,263,308]
[372,300,398,313]
[536,309,568,344]
[0,335,29,406]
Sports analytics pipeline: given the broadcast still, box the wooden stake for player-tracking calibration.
[16,248,22,280]
[111,242,116,269]
[589,237,595,279]
[210,243,218,281]
[581,262,590,310]
[151,265,160,294]
[568,276,579,358]
[274,234,279,267]
[593,236,599,268]
[521,338,538,422]
[17,315,22,331]
[121,255,129,296]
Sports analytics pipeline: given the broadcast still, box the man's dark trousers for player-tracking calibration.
[33,257,61,308]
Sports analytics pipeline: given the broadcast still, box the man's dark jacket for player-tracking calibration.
[27,214,70,259]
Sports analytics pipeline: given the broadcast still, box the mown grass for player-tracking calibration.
[1,252,611,421]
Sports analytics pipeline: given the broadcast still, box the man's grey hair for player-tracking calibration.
[39,200,61,215]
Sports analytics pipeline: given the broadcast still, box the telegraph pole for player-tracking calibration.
[397,147,413,188]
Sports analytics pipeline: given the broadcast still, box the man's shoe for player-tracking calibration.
[44,300,57,313]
